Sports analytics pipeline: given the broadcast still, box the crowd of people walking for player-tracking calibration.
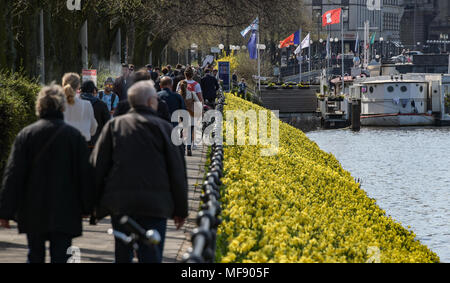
[0,63,221,263]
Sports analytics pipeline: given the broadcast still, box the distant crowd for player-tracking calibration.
[0,62,223,263]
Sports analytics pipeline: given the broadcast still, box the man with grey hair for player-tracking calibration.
[0,84,95,263]
[91,80,188,263]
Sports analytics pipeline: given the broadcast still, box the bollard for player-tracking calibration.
[351,99,361,132]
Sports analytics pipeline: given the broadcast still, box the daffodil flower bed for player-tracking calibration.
[216,94,440,263]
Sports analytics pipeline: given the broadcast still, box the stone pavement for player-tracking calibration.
[0,145,207,263]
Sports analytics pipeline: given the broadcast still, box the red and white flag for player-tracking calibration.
[322,8,342,27]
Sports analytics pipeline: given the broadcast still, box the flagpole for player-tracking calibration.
[257,18,261,92]
[341,8,344,95]
[309,34,311,85]
[299,29,302,84]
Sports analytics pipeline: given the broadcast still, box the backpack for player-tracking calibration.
[183,81,200,117]
[99,91,117,110]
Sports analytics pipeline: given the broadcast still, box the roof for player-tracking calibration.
[331,76,354,84]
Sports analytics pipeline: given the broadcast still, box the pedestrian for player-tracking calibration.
[200,69,220,109]
[114,63,131,101]
[80,81,110,150]
[232,71,238,89]
[146,64,153,74]
[98,77,119,115]
[91,80,188,263]
[158,76,186,125]
[114,69,170,122]
[177,67,203,103]
[0,84,94,263]
[213,69,219,80]
[128,64,135,76]
[192,67,202,83]
[166,65,174,77]
[178,80,201,156]
[172,67,185,93]
[62,73,98,143]
[238,78,248,99]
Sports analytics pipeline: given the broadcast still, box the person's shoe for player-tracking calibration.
[192,144,198,150]
[187,149,192,156]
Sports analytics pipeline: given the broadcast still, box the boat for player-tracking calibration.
[350,74,450,127]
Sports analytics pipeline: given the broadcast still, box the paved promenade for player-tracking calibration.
[0,146,207,263]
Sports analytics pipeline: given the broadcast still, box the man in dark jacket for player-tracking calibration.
[0,84,94,263]
[158,76,186,123]
[80,81,110,149]
[114,70,170,122]
[114,64,132,101]
[91,80,188,263]
[200,69,220,109]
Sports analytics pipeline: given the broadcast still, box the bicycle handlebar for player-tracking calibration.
[107,216,161,248]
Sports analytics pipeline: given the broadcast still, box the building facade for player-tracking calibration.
[400,0,449,51]
[304,0,404,49]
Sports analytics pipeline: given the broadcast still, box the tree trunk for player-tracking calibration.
[126,20,135,64]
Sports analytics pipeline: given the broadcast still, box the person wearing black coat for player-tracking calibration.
[91,81,188,263]
[200,69,220,109]
[113,70,171,122]
[80,81,111,149]
[0,84,94,263]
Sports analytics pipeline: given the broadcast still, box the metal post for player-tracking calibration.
[341,10,344,95]
[309,36,311,84]
[39,9,45,84]
[257,21,261,92]
[299,29,302,84]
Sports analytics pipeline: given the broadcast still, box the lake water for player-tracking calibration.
[307,127,450,262]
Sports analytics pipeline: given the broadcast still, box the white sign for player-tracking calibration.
[82,69,97,86]
[66,0,81,11]
[252,75,268,81]
[202,55,215,68]
[211,47,220,53]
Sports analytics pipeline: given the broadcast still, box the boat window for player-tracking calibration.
[401,86,408,92]
[369,86,374,93]
[387,86,394,92]
[419,86,424,93]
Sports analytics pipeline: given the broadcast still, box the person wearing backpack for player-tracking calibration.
[98,77,119,115]
[80,81,111,150]
[176,67,203,155]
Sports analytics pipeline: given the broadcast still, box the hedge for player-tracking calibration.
[0,71,40,185]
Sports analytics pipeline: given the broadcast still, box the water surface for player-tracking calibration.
[307,127,450,262]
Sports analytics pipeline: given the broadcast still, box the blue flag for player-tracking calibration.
[294,30,300,45]
[248,30,258,60]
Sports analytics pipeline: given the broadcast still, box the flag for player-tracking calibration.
[322,8,342,27]
[355,33,360,54]
[370,32,376,45]
[241,18,259,38]
[367,0,381,11]
[279,31,300,49]
[295,33,310,55]
[248,30,258,60]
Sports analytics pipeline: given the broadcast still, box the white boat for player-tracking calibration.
[350,74,450,127]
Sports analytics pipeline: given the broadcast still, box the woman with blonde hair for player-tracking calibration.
[62,73,97,142]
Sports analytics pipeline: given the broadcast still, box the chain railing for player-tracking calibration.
[182,91,226,263]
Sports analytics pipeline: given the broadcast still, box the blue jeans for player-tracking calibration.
[26,233,73,263]
[111,216,167,263]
